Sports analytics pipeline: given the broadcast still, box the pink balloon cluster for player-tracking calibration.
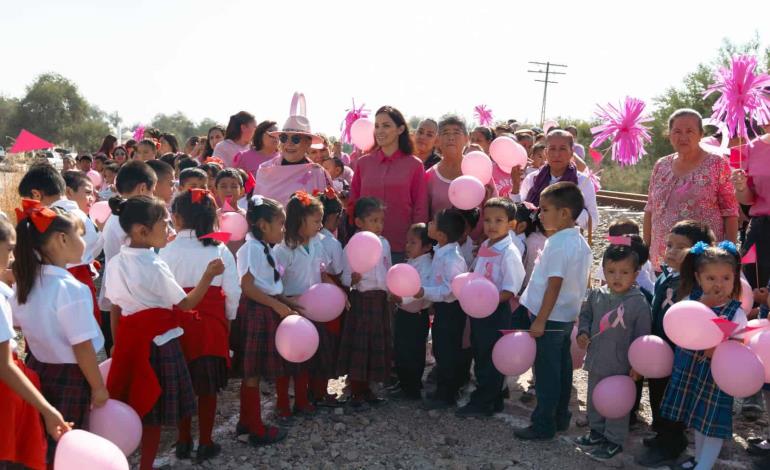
[219,212,248,241]
[492,332,536,376]
[345,231,383,273]
[448,175,485,210]
[662,300,723,350]
[275,315,319,363]
[488,136,527,172]
[54,430,128,470]
[451,272,483,298]
[457,277,498,319]
[711,341,765,398]
[350,118,375,150]
[298,283,346,322]
[749,330,770,382]
[386,263,421,297]
[461,151,493,184]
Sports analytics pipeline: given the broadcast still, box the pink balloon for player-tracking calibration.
[628,335,674,378]
[740,278,753,313]
[744,319,770,344]
[461,151,494,184]
[458,278,499,319]
[492,332,536,376]
[489,136,527,171]
[298,283,346,322]
[748,331,770,382]
[542,119,559,134]
[663,300,722,350]
[89,200,111,224]
[570,325,586,369]
[451,272,483,298]
[87,399,142,456]
[345,231,383,273]
[448,175,485,210]
[711,340,765,398]
[592,375,637,419]
[87,170,103,188]
[219,212,248,241]
[54,429,128,470]
[275,314,319,363]
[350,118,375,150]
[98,358,111,383]
[386,263,421,297]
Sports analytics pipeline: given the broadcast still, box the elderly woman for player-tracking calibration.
[213,111,257,167]
[349,106,428,262]
[414,118,441,169]
[644,109,739,271]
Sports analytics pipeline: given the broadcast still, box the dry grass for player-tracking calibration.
[0,156,24,218]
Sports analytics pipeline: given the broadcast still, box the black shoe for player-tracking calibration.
[248,426,287,446]
[634,446,678,468]
[235,421,249,436]
[748,437,770,456]
[384,380,401,392]
[587,442,622,462]
[196,442,221,463]
[455,401,493,418]
[501,387,510,399]
[364,392,386,406]
[175,441,192,459]
[513,426,553,441]
[519,389,535,404]
[672,456,697,470]
[493,399,504,413]
[422,398,454,411]
[389,388,422,401]
[575,431,605,448]
[349,397,371,412]
[642,433,660,448]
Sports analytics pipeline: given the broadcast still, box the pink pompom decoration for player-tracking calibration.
[461,151,494,184]
[386,263,421,298]
[592,375,637,419]
[451,272,483,298]
[340,99,370,145]
[219,212,248,241]
[275,315,319,363]
[492,332,536,376]
[590,97,652,166]
[663,300,723,350]
[345,231,383,273]
[570,325,586,369]
[489,136,527,172]
[448,175,485,210]
[474,105,494,127]
[87,399,142,456]
[298,283,346,322]
[54,430,129,470]
[628,335,674,379]
[89,200,111,224]
[711,340,765,398]
[98,358,111,383]
[740,278,754,313]
[748,331,770,383]
[350,118,375,150]
[458,278,498,319]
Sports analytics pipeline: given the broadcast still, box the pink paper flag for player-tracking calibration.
[244,172,256,194]
[222,197,235,212]
[9,129,54,153]
[589,148,603,165]
[742,245,757,264]
[199,232,232,243]
[711,317,739,341]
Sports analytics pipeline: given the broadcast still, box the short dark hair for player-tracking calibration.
[354,197,385,221]
[540,181,584,221]
[602,243,641,271]
[115,160,157,195]
[603,234,648,270]
[531,142,546,154]
[319,192,342,225]
[438,115,468,135]
[177,156,198,171]
[77,153,93,163]
[62,170,91,192]
[179,168,208,186]
[483,197,516,221]
[159,152,178,167]
[670,220,715,246]
[608,218,640,236]
[103,162,119,174]
[146,159,174,181]
[160,133,179,153]
[434,208,466,244]
[215,168,244,188]
[18,163,66,198]
[253,120,278,151]
[456,208,480,232]
[408,222,434,249]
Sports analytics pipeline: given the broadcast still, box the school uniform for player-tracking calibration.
[104,247,195,426]
[12,266,103,463]
[577,286,651,446]
[159,230,240,394]
[97,214,127,311]
[337,235,393,383]
[459,237,475,268]
[393,253,433,397]
[469,235,525,410]
[421,242,468,403]
[0,281,47,470]
[317,229,345,338]
[520,227,592,437]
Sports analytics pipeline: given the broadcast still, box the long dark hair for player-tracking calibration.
[160,133,179,153]
[204,125,225,158]
[13,207,78,304]
[373,106,413,155]
[252,120,277,151]
[224,111,256,142]
[246,196,284,282]
[172,190,219,247]
[96,134,117,157]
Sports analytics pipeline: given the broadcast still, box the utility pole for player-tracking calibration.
[527,61,567,126]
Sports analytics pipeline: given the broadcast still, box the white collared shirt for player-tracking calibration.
[341,235,391,293]
[318,229,344,276]
[400,253,434,313]
[236,234,284,296]
[105,246,187,345]
[473,235,525,295]
[515,170,600,230]
[51,199,103,266]
[275,236,330,297]
[422,242,467,303]
[97,214,128,310]
[459,237,475,268]
[159,230,241,320]
[12,266,103,363]
[520,227,592,322]
[0,282,17,352]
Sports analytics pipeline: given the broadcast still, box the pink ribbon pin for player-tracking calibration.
[661,288,675,309]
[484,262,494,280]
[599,304,626,333]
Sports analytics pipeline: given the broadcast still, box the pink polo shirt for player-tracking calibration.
[350,149,428,252]
[743,138,770,216]
[234,150,279,175]
[213,139,250,167]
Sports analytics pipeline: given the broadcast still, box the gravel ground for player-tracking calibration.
[128,207,765,470]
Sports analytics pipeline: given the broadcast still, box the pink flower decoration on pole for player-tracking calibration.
[132,125,145,142]
[585,168,602,192]
[474,105,494,127]
[340,99,370,145]
[704,55,770,142]
[590,97,652,166]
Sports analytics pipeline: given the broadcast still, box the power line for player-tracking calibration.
[527,61,567,126]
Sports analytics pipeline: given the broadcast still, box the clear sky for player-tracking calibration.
[1,0,766,135]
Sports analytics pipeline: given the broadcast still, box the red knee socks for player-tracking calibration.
[177,416,192,444]
[140,425,161,470]
[240,385,265,436]
[276,376,290,415]
[198,394,217,445]
[294,372,310,409]
[310,377,327,399]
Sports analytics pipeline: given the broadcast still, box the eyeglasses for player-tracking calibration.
[279,134,304,145]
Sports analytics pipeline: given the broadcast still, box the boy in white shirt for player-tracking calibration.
[515,182,592,440]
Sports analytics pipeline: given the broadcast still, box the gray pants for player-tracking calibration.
[587,371,630,446]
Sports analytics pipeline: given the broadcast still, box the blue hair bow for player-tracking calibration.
[690,241,709,256]
[717,240,738,256]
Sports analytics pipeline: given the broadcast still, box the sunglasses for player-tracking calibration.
[279,134,304,145]
[114,151,126,156]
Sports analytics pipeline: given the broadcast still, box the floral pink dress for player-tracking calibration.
[645,153,739,271]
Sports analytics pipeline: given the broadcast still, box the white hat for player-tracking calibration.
[270,92,323,145]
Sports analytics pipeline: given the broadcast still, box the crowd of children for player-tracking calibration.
[1,118,769,470]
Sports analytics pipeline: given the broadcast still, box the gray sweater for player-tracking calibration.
[578,286,651,375]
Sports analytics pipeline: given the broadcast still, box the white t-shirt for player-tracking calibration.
[515,170,600,231]
[105,246,187,345]
[473,235,525,295]
[159,230,241,320]
[422,242,467,303]
[520,227,592,322]
[12,266,103,363]
[236,234,283,296]
[399,253,434,313]
[318,229,344,276]
[51,199,103,266]
[341,236,392,293]
[275,237,330,297]
[0,282,17,352]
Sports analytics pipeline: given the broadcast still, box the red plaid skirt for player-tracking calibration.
[336,290,392,382]
[187,356,228,396]
[26,355,90,428]
[142,339,196,426]
[230,299,291,380]
[0,356,47,470]
[308,319,339,379]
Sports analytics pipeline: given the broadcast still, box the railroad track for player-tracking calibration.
[596,190,648,210]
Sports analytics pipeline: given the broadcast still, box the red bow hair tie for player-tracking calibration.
[312,186,337,199]
[15,198,57,233]
[190,188,216,205]
[294,190,313,207]
[204,157,224,166]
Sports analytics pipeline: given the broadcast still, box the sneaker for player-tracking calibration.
[384,380,402,392]
[195,442,221,463]
[248,426,287,447]
[742,403,763,422]
[455,401,493,418]
[587,442,622,462]
[363,391,386,406]
[513,426,553,441]
[747,437,770,456]
[575,431,605,448]
[174,441,192,460]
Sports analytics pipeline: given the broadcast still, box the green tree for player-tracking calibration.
[150,112,196,142]
[193,118,221,137]
[0,96,19,148]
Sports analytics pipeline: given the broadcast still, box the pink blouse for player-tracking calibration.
[350,149,428,252]
[491,163,512,198]
[645,153,739,270]
[741,139,770,217]
[212,139,250,167]
[233,150,279,175]
[254,156,331,206]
